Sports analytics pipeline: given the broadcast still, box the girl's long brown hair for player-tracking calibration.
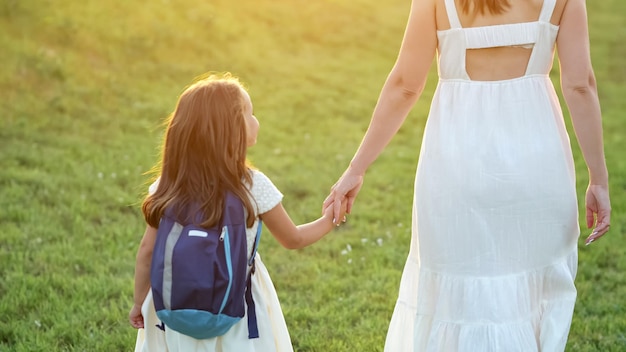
[142,73,256,229]
[459,0,511,14]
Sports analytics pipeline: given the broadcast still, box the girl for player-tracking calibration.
[129,73,345,352]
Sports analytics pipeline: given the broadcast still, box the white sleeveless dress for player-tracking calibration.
[384,0,579,351]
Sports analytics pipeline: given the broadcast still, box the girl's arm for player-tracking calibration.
[325,0,438,220]
[261,202,345,250]
[556,0,610,243]
[129,225,157,329]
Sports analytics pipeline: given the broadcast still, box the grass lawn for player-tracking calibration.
[0,0,624,351]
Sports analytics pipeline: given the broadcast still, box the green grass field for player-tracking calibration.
[1,0,624,351]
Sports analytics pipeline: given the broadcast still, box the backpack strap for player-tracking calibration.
[248,220,262,266]
[245,275,259,338]
[245,220,263,339]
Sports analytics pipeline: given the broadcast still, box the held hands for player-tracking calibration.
[323,196,348,227]
[323,167,365,225]
[584,184,611,245]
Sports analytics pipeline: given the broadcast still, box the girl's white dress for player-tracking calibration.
[134,170,294,352]
[384,0,579,351]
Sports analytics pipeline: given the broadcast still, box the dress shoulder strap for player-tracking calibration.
[538,0,558,23]
[444,0,462,29]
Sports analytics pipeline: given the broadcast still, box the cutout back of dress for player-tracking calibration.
[437,0,559,81]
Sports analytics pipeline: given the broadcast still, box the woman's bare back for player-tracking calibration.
[435,0,568,81]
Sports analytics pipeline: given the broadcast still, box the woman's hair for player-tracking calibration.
[142,73,256,229]
[459,0,510,14]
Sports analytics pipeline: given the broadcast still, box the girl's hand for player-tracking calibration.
[129,304,144,329]
[323,168,364,223]
[584,184,611,245]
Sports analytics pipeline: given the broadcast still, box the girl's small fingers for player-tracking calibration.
[323,190,340,211]
[323,194,333,208]
[322,199,332,213]
[130,318,144,329]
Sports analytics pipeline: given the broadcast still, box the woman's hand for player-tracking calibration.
[584,184,611,245]
[129,304,144,329]
[324,168,364,224]
[322,193,349,226]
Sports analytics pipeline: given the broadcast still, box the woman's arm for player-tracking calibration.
[557,0,607,184]
[326,0,438,220]
[556,0,611,243]
[129,225,157,328]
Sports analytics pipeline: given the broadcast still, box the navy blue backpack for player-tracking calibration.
[150,192,261,339]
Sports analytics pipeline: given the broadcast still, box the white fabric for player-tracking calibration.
[384,1,579,351]
[437,0,558,80]
[135,170,293,352]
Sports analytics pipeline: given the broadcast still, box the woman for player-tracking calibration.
[325,0,611,350]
